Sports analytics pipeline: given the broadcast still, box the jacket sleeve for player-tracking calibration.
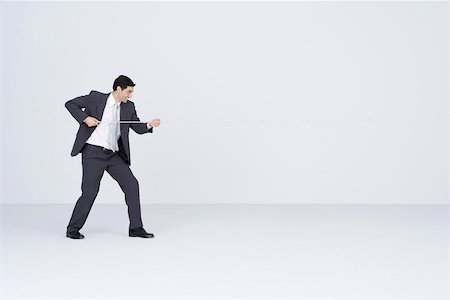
[64,91,92,124]
[130,102,153,135]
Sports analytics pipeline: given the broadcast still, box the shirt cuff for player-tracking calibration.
[146,123,152,130]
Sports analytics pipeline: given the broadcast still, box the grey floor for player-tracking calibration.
[0,204,448,300]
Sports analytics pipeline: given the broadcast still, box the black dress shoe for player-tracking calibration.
[129,227,154,238]
[66,231,85,239]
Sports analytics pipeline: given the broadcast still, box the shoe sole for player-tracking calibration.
[66,235,84,239]
[129,234,154,238]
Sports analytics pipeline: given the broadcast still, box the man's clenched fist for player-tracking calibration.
[84,116,100,127]
[149,119,161,127]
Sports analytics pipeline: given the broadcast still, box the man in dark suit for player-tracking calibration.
[65,75,160,239]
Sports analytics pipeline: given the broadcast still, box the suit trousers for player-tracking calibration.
[66,144,144,233]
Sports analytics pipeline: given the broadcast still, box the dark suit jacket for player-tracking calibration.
[65,90,152,165]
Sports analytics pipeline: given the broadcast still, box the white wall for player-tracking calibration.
[1,1,447,204]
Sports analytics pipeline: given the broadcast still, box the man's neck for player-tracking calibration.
[112,91,122,103]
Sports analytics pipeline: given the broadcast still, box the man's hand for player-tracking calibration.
[149,119,161,127]
[84,116,100,127]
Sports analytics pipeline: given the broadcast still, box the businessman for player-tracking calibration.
[65,75,160,239]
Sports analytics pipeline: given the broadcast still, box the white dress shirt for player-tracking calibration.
[86,93,121,151]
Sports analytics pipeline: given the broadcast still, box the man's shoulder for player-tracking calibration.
[89,90,109,97]
[122,100,136,108]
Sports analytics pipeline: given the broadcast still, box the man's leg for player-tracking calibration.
[67,148,106,233]
[106,154,144,230]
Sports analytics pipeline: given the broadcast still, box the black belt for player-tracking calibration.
[86,144,115,154]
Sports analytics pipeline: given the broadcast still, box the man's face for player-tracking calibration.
[118,86,134,103]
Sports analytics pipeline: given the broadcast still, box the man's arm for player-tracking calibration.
[129,102,154,134]
[65,91,99,127]
[65,93,90,124]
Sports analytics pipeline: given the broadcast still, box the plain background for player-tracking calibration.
[0,1,448,204]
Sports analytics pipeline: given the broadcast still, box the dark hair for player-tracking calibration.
[113,75,135,91]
